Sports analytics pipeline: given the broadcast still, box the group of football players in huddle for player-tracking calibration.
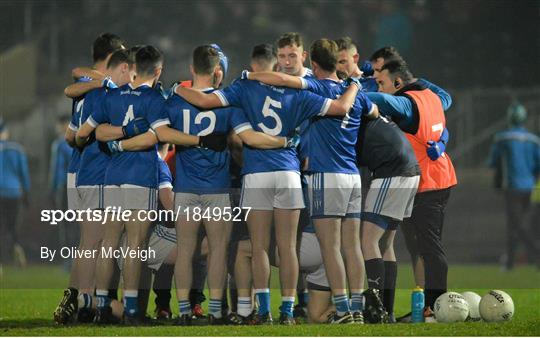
[53,30,456,326]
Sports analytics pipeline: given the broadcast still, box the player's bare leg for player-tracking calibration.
[55,218,105,324]
[77,220,104,293]
[233,239,254,321]
[313,218,351,322]
[307,289,335,323]
[341,217,365,322]
[121,218,152,319]
[94,219,123,320]
[361,221,385,261]
[174,216,200,324]
[204,218,233,322]
[246,209,273,322]
[274,208,300,323]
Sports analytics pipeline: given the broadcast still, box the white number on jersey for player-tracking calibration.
[183,109,217,136]
[341,112,351,129]
[76,99,85,127]
[122,105,134,126]
[258,96,283,136]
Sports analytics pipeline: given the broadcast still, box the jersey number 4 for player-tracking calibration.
[122,105,135,126]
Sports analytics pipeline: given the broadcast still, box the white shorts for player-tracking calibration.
[306,172,362,218]
[104,184,158,210]
[67,173,81,210]
[117,224,176,271]
[299,232,329,290]
[363,175,420,220]
[77,185,104,210]
[174,193,231,216]
[240,171,304,210]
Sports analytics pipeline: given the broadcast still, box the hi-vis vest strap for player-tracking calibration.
[403,89,457,192]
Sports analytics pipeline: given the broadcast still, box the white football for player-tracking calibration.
[479,290,514,322]
[461,291,482,321]
[434,292,470,323]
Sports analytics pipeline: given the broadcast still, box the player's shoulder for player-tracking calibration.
[0,140,25,154]
[87,86,107,99]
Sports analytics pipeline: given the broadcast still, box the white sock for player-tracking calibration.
[237,297,252,317]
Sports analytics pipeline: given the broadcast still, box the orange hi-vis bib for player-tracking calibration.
[403,89,457,192]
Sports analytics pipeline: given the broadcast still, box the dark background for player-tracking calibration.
[0,0,539,265]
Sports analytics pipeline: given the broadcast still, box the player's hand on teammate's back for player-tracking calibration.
[102,76,118,89]
[360,61,374,77]
[107,140,123,155]
[427,127,449,161]
[198,134,228,152]
[122,117,150,138]
[284,134,301,148]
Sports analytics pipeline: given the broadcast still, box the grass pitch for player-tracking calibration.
[1,265,538,336]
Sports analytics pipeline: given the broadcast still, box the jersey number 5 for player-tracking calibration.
[258,96,283,136]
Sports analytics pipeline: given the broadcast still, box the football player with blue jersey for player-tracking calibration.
[245,38,379,324]
[67,49,135,321]
[175,59,361,324]
[152,45,295,325]
[54,33,125,325]
[275,34,313,317]
[276,33,313,78]
[82,45,166,324]
[63,33,126,100]
[335,37,378,93]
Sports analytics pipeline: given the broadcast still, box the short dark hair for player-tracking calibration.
[251,43,277,63]
[135,45,164,77]
[192,45,220,75]
[310,39,338,72]
[276,32,303,49]
[369,46,404,63]
[381,60,413,83]
[107,49,134,69]
[92,33,125,62]
[335,36,357,52]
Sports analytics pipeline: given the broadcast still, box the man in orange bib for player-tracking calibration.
[366,60,457,319]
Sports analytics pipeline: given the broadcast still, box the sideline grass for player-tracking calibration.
[1,265,538,336]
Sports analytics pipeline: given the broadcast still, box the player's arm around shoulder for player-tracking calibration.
[116,130,158,151]
[154,125,199,147]
[236,129,288,149]
[325,80,361,116]
[246,70,304,89]
[174,84,223,109]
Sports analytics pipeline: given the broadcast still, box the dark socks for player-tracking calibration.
[365,258,385,290]
[383,261,397,315]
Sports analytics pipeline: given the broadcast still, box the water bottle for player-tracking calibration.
[411,286,425,323]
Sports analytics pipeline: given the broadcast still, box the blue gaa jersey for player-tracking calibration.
[162,88,248,193]
[67,77,92,174]
[360,77,378,93]
[300,78,374,174]
[89,83,166,188]
[77,87,110,186]
[296,67,315,163]
[215,79,332,175]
